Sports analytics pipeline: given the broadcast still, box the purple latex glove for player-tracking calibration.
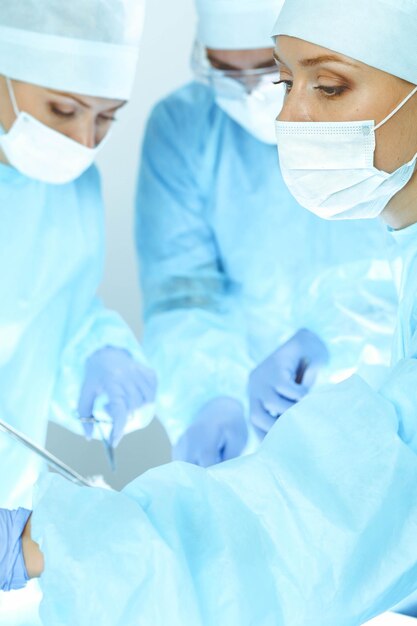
[0,508,31,592]
[249,328,329,438]
[78,347,157,447]
[173,396,248,467]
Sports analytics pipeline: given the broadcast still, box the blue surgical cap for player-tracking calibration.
[195,0,284,49]
[272,0,417,85]
[0,0,146,99]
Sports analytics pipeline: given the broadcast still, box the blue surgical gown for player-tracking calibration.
[31,221,417,625]
[0,161,146,509]
[136,82,398,443]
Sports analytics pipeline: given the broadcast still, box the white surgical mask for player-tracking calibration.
[217,80,285,145]
[275,86,417,220]
[0,77,103,185]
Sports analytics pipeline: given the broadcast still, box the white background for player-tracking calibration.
[46,0,196,490]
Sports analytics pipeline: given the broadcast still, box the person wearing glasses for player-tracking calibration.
[135,0,397,465]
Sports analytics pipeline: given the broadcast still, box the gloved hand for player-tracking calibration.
[78,347,157,447]
[173,396,248,467]
[249,328,329,438]
[0,508,31,592]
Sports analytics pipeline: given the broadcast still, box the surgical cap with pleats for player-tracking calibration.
[0,0,146,99]
[272,0,417,85]
[195,0,284,49]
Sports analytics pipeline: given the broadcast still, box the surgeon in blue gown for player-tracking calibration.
[136,0,397,464]
[3,1,417,625]
[0,0,156,510]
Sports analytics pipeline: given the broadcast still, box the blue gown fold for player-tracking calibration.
[33,371,417,625]
[0,161,147,509]
[32,169,417,624]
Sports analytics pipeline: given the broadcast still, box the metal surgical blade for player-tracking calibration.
[0,416,95,487]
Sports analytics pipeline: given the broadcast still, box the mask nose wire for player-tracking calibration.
[375,84,417,131]
[5,77,20,119]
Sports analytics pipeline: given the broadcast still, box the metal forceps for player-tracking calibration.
[295,358,310,385]
[80,416,116,472]
[0,416,95,487]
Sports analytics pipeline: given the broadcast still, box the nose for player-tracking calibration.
[278,87,312,123]
[278,92,298,122]
[240,75,262,95]
[69,120,96,149]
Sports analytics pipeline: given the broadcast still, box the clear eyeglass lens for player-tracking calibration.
[191,41,279,98]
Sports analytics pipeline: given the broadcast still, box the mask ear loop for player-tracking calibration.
[5,77,20,119]
[375,85,417,130]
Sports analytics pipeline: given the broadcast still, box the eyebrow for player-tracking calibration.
[106,102,127,112]
[47,90,126,112]
[273,51,359,69]
[208,55,276,72]
[47,90,92,108]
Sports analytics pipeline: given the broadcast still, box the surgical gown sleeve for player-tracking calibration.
[295,253,398,387]
[136,93,252,443]
[51,298,149,433]
[42,165,152,434]
[32,370,417,626]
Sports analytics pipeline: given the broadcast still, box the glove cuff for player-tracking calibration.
[2,508,31,591]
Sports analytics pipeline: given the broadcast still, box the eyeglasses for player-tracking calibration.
[191,41,280,98]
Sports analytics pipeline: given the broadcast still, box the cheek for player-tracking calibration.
[96,123,112,144]
[0,96,16,131]
[24,102,70,132]
[44,117,78,139]
[15,90,53,127]
[374,111,417,173]
[373,124,398,172]
[401,108,417,163]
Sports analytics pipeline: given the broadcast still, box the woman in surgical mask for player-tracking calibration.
[0,0,157,513]
[4,1,417,625]
[0,78,121,184]
[249,1,417,437]
[136,0,397,467]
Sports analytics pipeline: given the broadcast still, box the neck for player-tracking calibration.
[381,173,417,230]
[0,119,9,165]
[0,149,9,166]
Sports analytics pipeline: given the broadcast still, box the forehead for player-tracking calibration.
[274,36,360,69]
[46,88,125,110]
[207,47,275,70]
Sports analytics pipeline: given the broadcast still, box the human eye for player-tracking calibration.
[98,114,117,123]
[50,103,76,118]
[274,79,293,94]
[314,84,348,97]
